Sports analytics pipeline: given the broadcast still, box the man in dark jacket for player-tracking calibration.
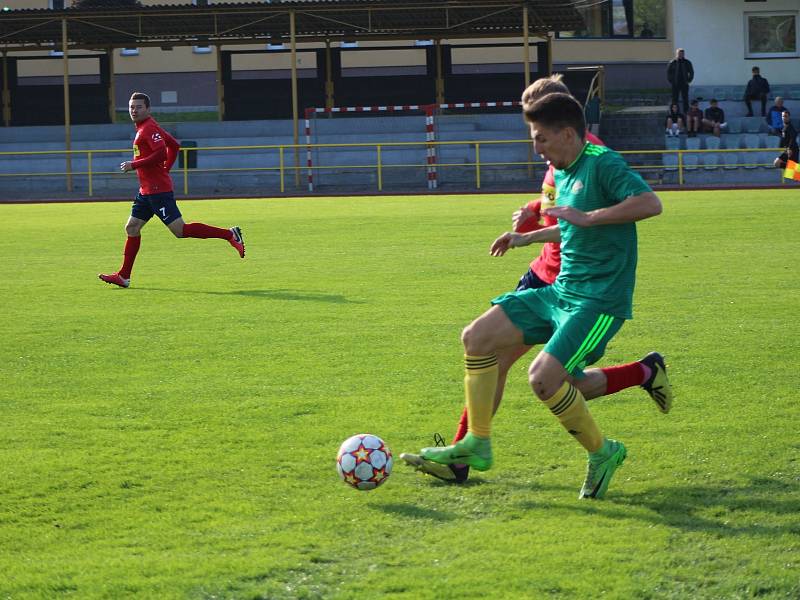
[744,67,770,117]
[667,48,694,113]
[773,110,798,169]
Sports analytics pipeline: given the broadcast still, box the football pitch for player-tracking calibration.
[1,189,798,599]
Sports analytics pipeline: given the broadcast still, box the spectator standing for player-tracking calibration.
[766,97,787,135]
[744,67,770,117]
[667,48,693,113]
[686,99,703,137]
[773,110,798,169]
[665,102,685,137]
[703,99,727,137]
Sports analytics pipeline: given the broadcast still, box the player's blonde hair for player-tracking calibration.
[521,74,569,110]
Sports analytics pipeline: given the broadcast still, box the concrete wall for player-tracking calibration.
[673,0,799,85]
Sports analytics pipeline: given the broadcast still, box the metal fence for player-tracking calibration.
[0,140,789,198]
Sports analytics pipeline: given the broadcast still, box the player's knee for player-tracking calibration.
[528,363,559,401]
[461,321,491,355]
[125,223,141,236]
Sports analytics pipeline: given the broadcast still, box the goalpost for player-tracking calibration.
[304,100,529,192]
[304,104,433,192]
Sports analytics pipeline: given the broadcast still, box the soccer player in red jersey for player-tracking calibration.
[401,76,672,483]
[99,92,245,288]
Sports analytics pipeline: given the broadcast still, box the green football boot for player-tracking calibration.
[579,439,627,500]
[420,432,493,472]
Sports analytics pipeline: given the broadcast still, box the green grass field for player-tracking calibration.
[1,190,798,599]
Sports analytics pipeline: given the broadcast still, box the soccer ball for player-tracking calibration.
[336,433,393,491]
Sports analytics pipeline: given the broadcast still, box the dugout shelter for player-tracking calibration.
[0,1,584,122]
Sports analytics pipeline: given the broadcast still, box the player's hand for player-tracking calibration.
[120,161,134,172]
[490,232,519,257]
[512,206,539,230]
[544,206,592,227]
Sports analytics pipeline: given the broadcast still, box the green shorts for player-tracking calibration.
[492,286,624,377]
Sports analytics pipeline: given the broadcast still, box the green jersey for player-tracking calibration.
[551,142,652,319]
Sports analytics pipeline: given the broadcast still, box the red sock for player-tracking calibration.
[453,408,469,443]
[182,222,232,240]
[601,362,648,395]
[119,235,140,279]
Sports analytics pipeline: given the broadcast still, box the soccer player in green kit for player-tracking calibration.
[418,92,664,499]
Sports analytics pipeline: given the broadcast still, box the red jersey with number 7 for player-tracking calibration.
[131,116,180,195]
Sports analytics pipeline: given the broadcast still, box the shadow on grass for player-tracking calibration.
[134,287,363,303]
[515,475,800,536]
[372,502,456,522]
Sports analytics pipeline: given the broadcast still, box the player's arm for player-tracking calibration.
[545,192,662,227]
[513,198,544,232]
[124,132,166,172]
[162,130,181,172]
[490,224,561,257]
[546,152,662,227]
[129,146,166,169]
[121,145,166,172]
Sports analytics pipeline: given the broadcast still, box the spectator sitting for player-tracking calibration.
[665,102,685,137]
[773,110,798,169]
[686,99,703,137]
[766,97,787,135]
[744,66,770,117]
[702,99,727,137]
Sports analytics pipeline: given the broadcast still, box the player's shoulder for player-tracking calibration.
[586,131,606,147]
[584,142,611,157]
[139,117,156,130]
[586,144,626,168]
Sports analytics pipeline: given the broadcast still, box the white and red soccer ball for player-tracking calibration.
[336,434,393,491]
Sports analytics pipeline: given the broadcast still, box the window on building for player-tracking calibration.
[745,12,798,58]
[558,0,666,39]
[120,48,140,56]
[193,45,212,54]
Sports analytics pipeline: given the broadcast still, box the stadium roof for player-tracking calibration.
[0,1,584,51]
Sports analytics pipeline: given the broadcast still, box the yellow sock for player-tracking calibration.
[464,354,498,438]
[542,381,603,452]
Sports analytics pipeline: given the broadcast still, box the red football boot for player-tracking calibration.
[229,226,245,258]
[98,272,130,288]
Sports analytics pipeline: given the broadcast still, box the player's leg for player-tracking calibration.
[575,352,673,413]
[452,343,531,442]
[156,194,245,257]
[403,341,533,483]
[418,305,525,471]
[99,195,151,287]
[533,309,627,499]
[414,270,543,482]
